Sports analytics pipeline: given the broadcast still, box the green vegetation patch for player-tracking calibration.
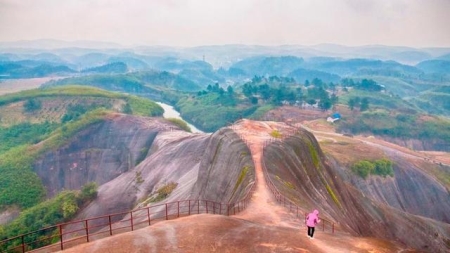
[126,96,163,117]
[351,158,394,179]
[0,183,97,249]
[148,182,178,203]
[307,141,320,169]
[270,129,282,138]
[0,121,58,153]
[166,118,191,132]
[0,85,163,119]
[0,109,110,209]
[326,183,341,208]
[230,166,251,200]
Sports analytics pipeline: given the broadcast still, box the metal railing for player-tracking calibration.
[0,197,255,253]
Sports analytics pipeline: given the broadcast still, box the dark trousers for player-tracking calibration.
[307,226,315,237]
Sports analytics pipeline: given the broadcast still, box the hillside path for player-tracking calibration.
[232,119,302,228]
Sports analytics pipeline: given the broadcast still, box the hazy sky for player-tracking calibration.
[1,0,449,47]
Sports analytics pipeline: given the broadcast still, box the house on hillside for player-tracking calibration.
[327,113,341,123]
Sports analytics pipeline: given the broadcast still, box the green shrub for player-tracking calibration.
[149,182,178,203]
[351,159,394,179]
[79,182,98,202]
[126,96,163,117]
[351,160,375,179]
[23,99,42,112]
[374,159,394,177]
[0,186,97,249]
[167,118,191,132]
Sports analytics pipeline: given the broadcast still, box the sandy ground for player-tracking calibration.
[58,119,408,253]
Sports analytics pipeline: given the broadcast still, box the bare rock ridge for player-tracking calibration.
[34,114,161,198]
[35,114,255,227]
[60,119,405,253]
[262,124,450,252]
[28,116,449,252]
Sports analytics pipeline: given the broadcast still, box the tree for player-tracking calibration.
[227,85,234,94]
[330,93,338,106]
[259,84,271,100]
[319,98,332,111]
[23,99,42,112]
[360,97,369,111]
[122,103,132,114]
[250,96,258,104]
[79,182,98,202]
[351,160,375,179]
[304,80,310,87]
[312,78,324,88]
[218,87,225,96]
[242,83,253,98]
[348,98,356,110]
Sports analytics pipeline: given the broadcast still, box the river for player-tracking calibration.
[156,102,204,133]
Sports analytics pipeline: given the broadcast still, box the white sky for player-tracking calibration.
[1,0,449,47]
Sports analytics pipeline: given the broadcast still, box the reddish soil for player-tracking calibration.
[59,119,407,253]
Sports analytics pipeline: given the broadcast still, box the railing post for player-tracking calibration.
[85,220,89,242]
[213,202,215,214]
[332,223,335,234]
[206,201,208,214]
[165,204,168,220]
[131,211,134,231]
[189,200,191,215]
[177,201,180,218]
[227,204,229,216]
[147,208,151,226]
[109,215,113,235]
[322,219,325,231]
[21,235,25,253]
[59,224,63,251]
[220,203,222,215]
[198,200,200,214]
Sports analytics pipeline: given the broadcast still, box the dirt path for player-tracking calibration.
[58,119,406,253]
[232,119,301,228]
[230,119,406,253]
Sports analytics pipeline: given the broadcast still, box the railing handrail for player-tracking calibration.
[0,197,254,252]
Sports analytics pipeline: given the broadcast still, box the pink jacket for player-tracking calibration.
[306,210,320,227]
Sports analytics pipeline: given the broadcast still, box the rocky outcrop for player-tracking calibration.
[336,156,450,223]
[263,131,450,253]
[57,124,254,227]
[33,115,169,198]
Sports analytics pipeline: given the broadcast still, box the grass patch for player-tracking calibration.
[166,118,191,132]
[231,166,250,197]
[307,141,320,169]
[147,182,178,203]
[326,184,342,208]
[270,129,282,138]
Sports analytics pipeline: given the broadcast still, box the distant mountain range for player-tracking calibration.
[1,39,450,67]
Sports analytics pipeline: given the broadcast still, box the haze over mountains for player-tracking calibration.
[2,39,450,67]
[0,38,450,252]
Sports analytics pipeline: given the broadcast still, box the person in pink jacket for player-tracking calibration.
[305,209,320,239]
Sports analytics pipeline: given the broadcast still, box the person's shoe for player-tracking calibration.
[311,237,314,240]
